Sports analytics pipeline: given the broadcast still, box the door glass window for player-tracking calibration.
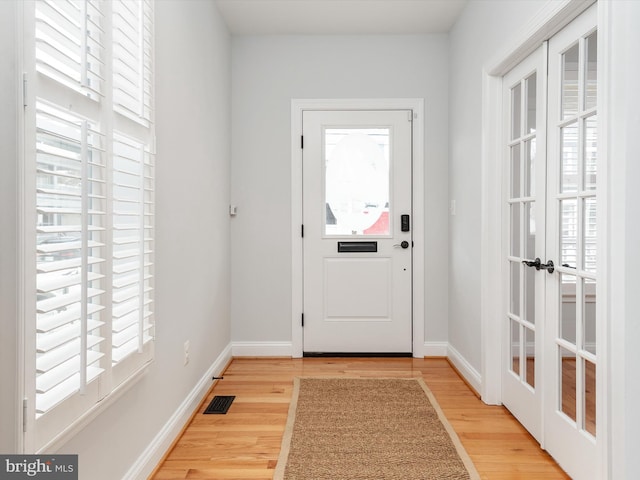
[562,43,580,120]
[324,129,390,236]
[584,32,598,110]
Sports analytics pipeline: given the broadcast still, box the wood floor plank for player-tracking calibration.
[150,358,569,480]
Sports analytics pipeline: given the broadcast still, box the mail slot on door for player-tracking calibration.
[337,241,378,253]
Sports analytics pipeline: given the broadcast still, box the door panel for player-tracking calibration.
[302,110,412,354]
[544,5,598,478]
[502,44,547,443]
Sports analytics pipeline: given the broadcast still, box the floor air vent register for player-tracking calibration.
[203,395,235,414]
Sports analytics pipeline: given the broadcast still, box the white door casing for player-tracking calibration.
[302,110,412,354]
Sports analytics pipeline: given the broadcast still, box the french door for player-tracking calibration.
[503,4,598,478]
[502,44,547,443]
[302,110,413,354]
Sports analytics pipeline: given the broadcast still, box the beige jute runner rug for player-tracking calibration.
[274,377,480,480]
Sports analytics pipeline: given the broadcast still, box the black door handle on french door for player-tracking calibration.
[522,258,541,269]
[539,260,554,274]
[521,258,555,274]
[394,241,410,249]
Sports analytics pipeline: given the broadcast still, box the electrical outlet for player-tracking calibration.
[184,340,190,366]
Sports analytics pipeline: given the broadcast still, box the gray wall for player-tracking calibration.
[448,0,547,370]
[230,34,450,346]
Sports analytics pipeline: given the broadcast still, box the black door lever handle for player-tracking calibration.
[522,258,541,269]
[521,258,554,274]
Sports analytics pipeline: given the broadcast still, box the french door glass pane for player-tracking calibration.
[526,73,537,134]
[525,139,536,197]
[560,199,578,268]
[561,122,579,193]
[525,201,536,259]
[560,347,577,422]
[511,319,521,375]
[584,197,597,273]
[584,32,598,110]
[560,274,577,343]
[584,277,597,355]
[584,115,597,190]
[511,83,521,140]
[324,129,390,236]
[510,204,520,257]
[562,43,580,120]
[510,261,520,316]
[585,359,596,436]
[524,265,536,325]
[525,327,535,388]
[511,144,521,198]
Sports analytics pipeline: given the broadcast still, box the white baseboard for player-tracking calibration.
[123,343,233,480]
[446,344,482,394]
[423,341,448,357]
[231,341,293,357]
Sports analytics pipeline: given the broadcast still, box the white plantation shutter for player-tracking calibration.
[111,133,154,366]
[35,101,107,416]
[113,0,153,124]
[27,0,155,452]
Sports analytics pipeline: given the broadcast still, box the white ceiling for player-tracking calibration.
[215,0,469,35]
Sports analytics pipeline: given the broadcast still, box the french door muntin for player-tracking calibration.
[502,44,547,443]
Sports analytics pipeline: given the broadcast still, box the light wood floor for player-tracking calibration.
[150,357,569,480]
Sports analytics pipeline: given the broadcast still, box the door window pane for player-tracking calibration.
[560,274,577,344]
[584,278,596,355]
[525,73,537,134]
[585,359,596,437]
[510,203,520,257]
[524,264,536,325]
[560,346,577,422]
[560,199,578,269]
[525,201,536,260]
[324,128,390,236]
[561,122,579,193]
[510,261,520,317]
[525,138,536,197]
[511,83,522,140]
[525,327,535,389]
[584,32,598,111]
[511,319,521,376]
[584,115,597,190]
[511,143,521,198]
[562,43,580,120]
[584,197,597,273]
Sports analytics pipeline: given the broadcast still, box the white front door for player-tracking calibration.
[302,110,412,354]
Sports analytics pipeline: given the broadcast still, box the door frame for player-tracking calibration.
[480,0,609,477]
[291,98,425,358]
